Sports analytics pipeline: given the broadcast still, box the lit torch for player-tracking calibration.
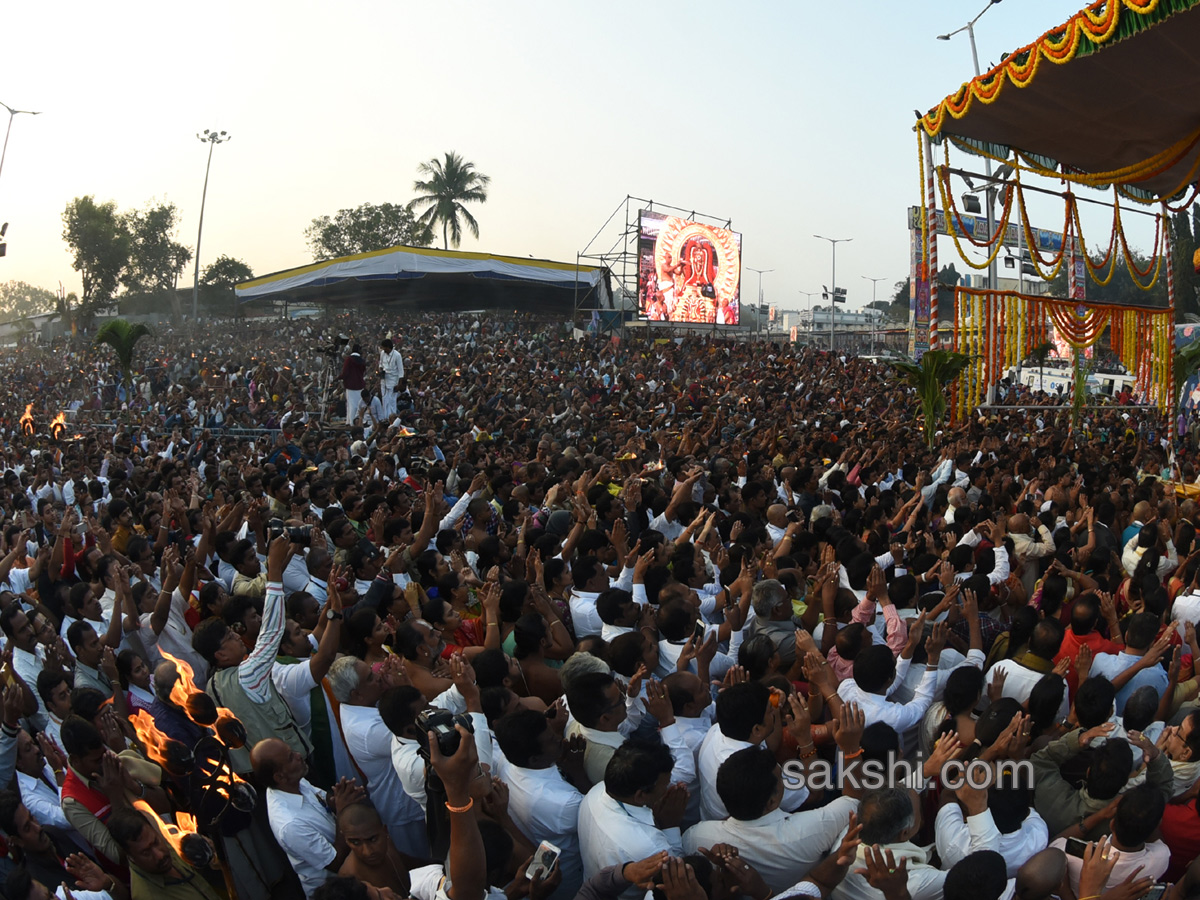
[50,412,66,440]
[19,404,33,435]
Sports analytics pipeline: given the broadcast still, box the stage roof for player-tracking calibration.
[235,244,605,308]
[919,0,1200,201]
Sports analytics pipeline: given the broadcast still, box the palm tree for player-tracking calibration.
[95,318,151,392]
[887,350,972,449]
[409,152,491,250]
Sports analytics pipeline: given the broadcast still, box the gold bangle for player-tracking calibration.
[445,798,474,813]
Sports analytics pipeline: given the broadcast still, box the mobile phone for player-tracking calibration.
[1064,837,1088,859]
[525,840,561,881]
[1144,887,1167,900]
[692,620,707,644]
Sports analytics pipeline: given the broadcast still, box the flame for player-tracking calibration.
[131,710,172,769]
[133,799,196,858]
[160,650,203,710]
[50,412,66,439]
[19,404,33,435]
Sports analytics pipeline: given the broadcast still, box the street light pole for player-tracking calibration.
[938,1,1003,297]
[746,267,773,342]
[814,236,851,353]
[192,129,231,320]
[798,291,819,346]
[0,102,41,193]
[862,276,885,353]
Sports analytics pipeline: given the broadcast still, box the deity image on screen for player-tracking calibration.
[652,218,741,325]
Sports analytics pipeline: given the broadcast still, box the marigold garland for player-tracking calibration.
[922,0,1179,139]
[950,288,1173,416]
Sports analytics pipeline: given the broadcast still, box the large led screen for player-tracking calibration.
[637,210,742,325]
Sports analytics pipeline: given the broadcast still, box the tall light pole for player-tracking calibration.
[938,0,1004,297]
[862,276,886,353]
[798,291,819,345]
[814,236,851,352]
[746,267,773,341]
[0,102,42,195]
[192,129,231,320]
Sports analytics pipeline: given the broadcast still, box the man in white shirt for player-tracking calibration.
[493,707,587,898]
[834,787,999,900]
[14,729,89,853]
[569,556,611,640]
[2,607,57,730]
[936,784,1048,878]
[252,736,363,898]
[578,740,689,896]
[988,618,1070,721]
[835,621,946,755]
[684,746,858,892]
[328,656,427,857]
[380,682,494,814]
[565,672,694,789]
[696,681,808,820]
[378,338,405,419]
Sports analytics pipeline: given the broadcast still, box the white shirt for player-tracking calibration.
[1051,836,1170,894]
[935,804,1040,877]
[340,704,424,831]
[569,589,604,640]
[836,664,938,753]
[380,348,405,383]
[1172,591,1200,629]
[696,727,808,820]
[988,657,1069,721]
[271,659,357,783]
[683,796,858,892]
[12,645,49,726]
[493,758,585,898]
[265,779,337,898]
[579,784,682,893]
[17,765,75,835]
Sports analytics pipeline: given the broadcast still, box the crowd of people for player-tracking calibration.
[0,308,1198,900]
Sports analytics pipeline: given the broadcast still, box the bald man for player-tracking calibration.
[1123,500,1152,547]
[1007,513,1057,596]
[338,801,436,896]
[252,736,364,898]
[945,487,968,525]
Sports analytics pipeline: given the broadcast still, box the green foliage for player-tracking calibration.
[887,350,972,448]
[888,278,911,323]
[94,319,151,387]
[1047,250,1168,308]
[202,255,254,290]
[0,281,57,321]
[1170,211,1200,320]
[61,196,131,322]
[305,202,434,261]
[121,200,192,321]
[409,152,491,250]
[1175,338,1200,389]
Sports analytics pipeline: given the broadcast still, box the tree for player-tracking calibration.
[62,196,131,324]
[304,203,433,260]
[887,350,972,449]
[1047,251,1169,308]
[201,255,254,317]
[1028,340,1055,394]
[202,255,254,290]
[888,278,911,323]
[409,152,491,250]
[94,319,151,391]
[122,200,192,322]
[0,281,56,320]
[1171,210,1200,320]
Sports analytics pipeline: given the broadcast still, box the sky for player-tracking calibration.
[0,0,1160,315]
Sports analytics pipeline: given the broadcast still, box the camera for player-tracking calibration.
[267,517,285,541]
[415,708,474,760]
[287,525,312,546]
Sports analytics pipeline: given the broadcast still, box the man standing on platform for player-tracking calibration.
[378,337,404,420]
[341,344,366,425]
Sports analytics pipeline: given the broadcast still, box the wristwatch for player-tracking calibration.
[326,609,343,621]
